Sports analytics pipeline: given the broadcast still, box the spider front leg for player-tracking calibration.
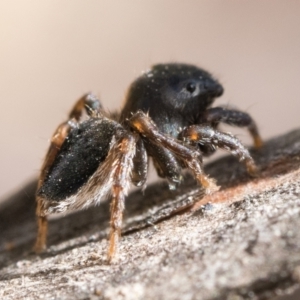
[34,93,103,253]
[179,125,259,176]
[203,107,263,148]
[128,111,219,194]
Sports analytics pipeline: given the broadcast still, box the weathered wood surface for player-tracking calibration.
[1,129,300,300]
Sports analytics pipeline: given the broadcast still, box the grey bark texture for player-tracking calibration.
[1,129,300,300]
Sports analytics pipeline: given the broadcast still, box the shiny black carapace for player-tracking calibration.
[34,63,262,262]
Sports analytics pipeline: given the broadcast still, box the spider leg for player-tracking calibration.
[69,93,104,119]
[34,121,69,253]
[34,93,103,253]
[179,125,259,176]
[128,111,218,193]
[108,133,136,262]
[144,142,182,188]
[203,107,263,148]
[131,138,148,187]
[39,93,103,183]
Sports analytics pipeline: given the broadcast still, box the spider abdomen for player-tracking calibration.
[38,118,122,201]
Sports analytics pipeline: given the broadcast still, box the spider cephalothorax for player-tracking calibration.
[34,63,262,262]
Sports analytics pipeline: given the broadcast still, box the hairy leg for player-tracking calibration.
[179,125,259,176]
[203,107,263,148]
[131,138,148,187]
[128,111,218,193]
[108,134,136,262]
[34,93,103,253]
[145,141,182,188]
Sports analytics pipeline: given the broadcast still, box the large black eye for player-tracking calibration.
[186,82,196,94]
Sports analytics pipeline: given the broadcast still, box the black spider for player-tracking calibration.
[34,63,262,262]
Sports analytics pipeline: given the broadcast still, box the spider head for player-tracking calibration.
[150,63,223,113]
[121,63,223,126]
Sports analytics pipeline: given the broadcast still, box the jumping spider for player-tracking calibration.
[34,63,262,262]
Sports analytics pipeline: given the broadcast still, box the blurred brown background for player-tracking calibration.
[0,1,299,200]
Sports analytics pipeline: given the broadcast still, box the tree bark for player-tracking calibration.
[1,129,300,300]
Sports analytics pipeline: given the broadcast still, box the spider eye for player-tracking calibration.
[186,82,196,94]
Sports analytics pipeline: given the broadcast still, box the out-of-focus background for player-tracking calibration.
[0,1,299,201]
